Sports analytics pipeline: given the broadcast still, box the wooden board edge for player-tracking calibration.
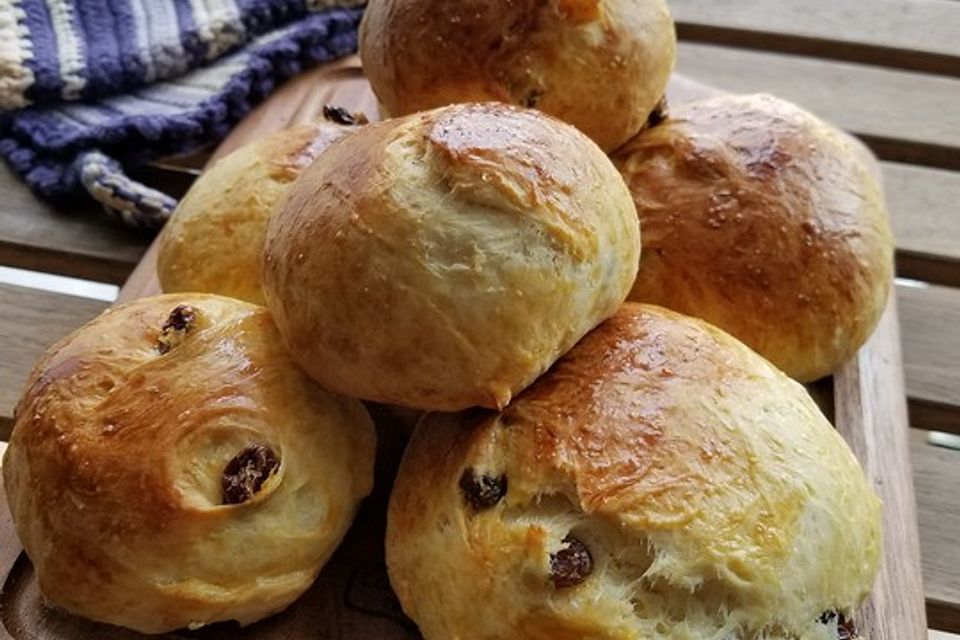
[835,288,928,638]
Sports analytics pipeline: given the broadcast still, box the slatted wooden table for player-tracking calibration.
[0,1,957,637]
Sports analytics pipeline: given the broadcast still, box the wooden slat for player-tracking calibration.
[884,164,960,288]
[912,429,960,633]
[676,43,960,171]
[671,0,960,77]
[0,166,150,284]
[0,284,108,436]
[899,284,960,433]
[835,291,926,639]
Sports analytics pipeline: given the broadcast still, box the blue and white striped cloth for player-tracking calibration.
[0,0,364,228]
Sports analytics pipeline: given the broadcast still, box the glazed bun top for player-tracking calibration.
[263,102,640,412]
[3,294,376,634]
[613,94,894,381]
[387,303,881,640]
[158,113,362,304]
[360,0,676,151]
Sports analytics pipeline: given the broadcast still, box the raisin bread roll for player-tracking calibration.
[359,0,676,151]
[612,94,894,381]
[158,109,363,304]
[3,294,376,634]
[263,102,640,411]
[387,303,881,640]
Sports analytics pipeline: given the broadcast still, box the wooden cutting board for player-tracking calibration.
[0,56,928,639]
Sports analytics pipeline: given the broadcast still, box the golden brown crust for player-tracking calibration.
[612,94,894,381]
[3,294,376,633]
[157,122,354,304]
[359,0,676,151]
[387,303,882,640]
[263,102,640,411]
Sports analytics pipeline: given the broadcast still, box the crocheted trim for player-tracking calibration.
[0,1,35,110]
[78,150,177,229]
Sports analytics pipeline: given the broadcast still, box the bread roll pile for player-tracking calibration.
[5,0,893,637]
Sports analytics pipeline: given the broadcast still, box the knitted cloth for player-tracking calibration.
[0,0,365,228]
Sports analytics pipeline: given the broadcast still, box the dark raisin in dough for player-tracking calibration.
[459,468,507,510]
[550,535,593,588]
[157,305,196,354]
[222,444,280,505]
[323,104,367,126]
[645,96,669,129]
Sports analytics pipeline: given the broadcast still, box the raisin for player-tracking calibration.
[646,96,669,129]
[157,305,196,354]
[550,535,593,588]
[459,468,507,510]
[323,104,368,126]
[222,444,280,505]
